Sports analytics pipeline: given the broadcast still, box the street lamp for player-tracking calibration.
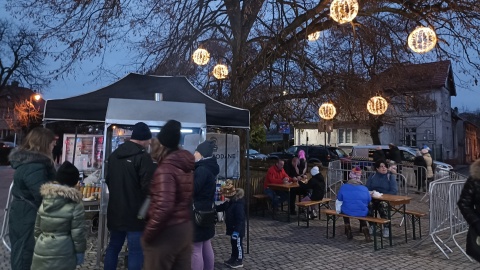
[27,91,42,131]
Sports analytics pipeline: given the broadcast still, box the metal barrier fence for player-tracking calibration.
[1,182,12,252]
[414,173,471,261]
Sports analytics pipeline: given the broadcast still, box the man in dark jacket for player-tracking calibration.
[388,143,402,173]
[104,122,156,270]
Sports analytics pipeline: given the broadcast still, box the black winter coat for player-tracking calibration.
[372,150,386,163]
[299,173,325,201]
[389,146,402,164]
[106,141,156,231]
[193,157,219,242]
[458,159,480,262]
[216,189,245,238]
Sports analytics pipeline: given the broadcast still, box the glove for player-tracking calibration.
[76,253,85,265]
[231,231,239,240]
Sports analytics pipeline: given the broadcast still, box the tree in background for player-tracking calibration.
[6,1,480,137]
[0,19,48,95]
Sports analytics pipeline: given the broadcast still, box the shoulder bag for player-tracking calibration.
[193,203,217,227]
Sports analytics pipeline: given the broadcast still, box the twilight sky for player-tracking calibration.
[1,2,480,112]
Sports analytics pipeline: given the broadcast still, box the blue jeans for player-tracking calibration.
[264,188,288,208]
[104,231,143,270]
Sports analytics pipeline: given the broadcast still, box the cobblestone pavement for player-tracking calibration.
[0,166,477,269]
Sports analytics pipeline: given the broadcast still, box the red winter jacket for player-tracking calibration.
[264,165,290,189]
[143,149,195,243]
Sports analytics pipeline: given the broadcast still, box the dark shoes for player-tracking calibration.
[224,258,236,266]
[345,224,353,240]
[362,226,372,242]
[228,259,244,268]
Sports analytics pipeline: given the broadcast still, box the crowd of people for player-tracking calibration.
[7,122,246,270]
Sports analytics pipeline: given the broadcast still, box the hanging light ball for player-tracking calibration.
[330,0,359,24]
[212,64,228,80]
[319,102,337,120]
[192,48,210,65]
[307,31,321,41]
[408,27,437,53]
[367,96,389,115]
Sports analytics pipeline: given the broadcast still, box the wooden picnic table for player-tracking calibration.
[268,182,299,222]
[372,194,412,246]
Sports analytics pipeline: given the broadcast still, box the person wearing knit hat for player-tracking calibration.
[422,147,435,185]
[216,180,246,268]
[56,161,80,187]
[298,150,307,177]
[195,140,215,160]
[349,166,362,183]
[192,140,219,270]
[142,119,195,269]
[131,122,152,141]
[32,160,86,269]
[298,166,325,220]
[157,120,181,149]
[104,121,156,270]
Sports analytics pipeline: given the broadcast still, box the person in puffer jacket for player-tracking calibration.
[142,120,195,270]
[31,161,86,270]
[216,181,246,269]
[457,159,480,263]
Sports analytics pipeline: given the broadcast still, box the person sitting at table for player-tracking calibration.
[366,160,398,237]
[337,166,372,242]
[264,158,296,214]
[298,166,325,220]
[284,157,308,212]
[297,150,308,177]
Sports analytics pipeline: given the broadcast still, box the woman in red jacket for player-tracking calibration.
[142,120,195,269]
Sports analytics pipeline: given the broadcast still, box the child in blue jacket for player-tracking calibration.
[216,180,245,269]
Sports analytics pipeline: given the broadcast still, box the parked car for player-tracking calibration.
[247,149,268,160]
[350,145,453,171]
[268,145,348,166]
[0,141,16,165]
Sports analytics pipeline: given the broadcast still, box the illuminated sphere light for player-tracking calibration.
[307,31,320,41]
[367,96,388,115]
[330,0,359,24]
[408,27,437,53]
[192,48,210,65]
[212,64,228,80]
[319,102,337,120]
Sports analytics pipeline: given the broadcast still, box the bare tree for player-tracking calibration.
[0,20,48,95]
[8,0,480,132]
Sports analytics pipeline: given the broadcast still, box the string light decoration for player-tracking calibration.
[319,102,337,120]
[330,0,359,24]
[307,31,320,41]
[192,48,210,65]
[367,96,389,115]
[408,27,437,53]
[212,64,228,79]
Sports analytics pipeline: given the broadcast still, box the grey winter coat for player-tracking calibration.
[31,183,86,270]
[8,148,56,270]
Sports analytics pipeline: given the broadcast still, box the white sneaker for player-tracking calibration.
[368,225,374,235]
[383,227,390,238]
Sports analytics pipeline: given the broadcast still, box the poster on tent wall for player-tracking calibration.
[207,133,240,179]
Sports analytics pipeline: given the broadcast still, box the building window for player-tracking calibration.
[404,127,417,146]
[338,129,358,143]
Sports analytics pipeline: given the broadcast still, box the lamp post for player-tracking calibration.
[27,91,41,131]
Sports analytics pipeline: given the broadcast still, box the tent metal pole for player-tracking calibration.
[246,128,250,254]
[72,126,78,165]
[224,132,228,179]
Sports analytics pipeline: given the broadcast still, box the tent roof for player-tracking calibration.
[44,73,250,128]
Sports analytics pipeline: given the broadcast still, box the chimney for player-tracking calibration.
[155,93,163,101]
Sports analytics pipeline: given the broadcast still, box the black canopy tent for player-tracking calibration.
[43,73,250,128]
[42,73,253,263]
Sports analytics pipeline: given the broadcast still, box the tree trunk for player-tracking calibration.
[369,116,384,145]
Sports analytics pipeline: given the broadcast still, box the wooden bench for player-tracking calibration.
[295,198,332,227]
[403,210,427,240]
[252,194,270,217]
[321,209,391,251]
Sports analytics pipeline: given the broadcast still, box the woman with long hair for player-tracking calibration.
[8,127,57,270]
[142,120,195,269]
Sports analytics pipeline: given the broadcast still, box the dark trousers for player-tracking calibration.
[343,217,367,227]
[142,221,193,270]
[230,236,243,261]
[415,170,426,191]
